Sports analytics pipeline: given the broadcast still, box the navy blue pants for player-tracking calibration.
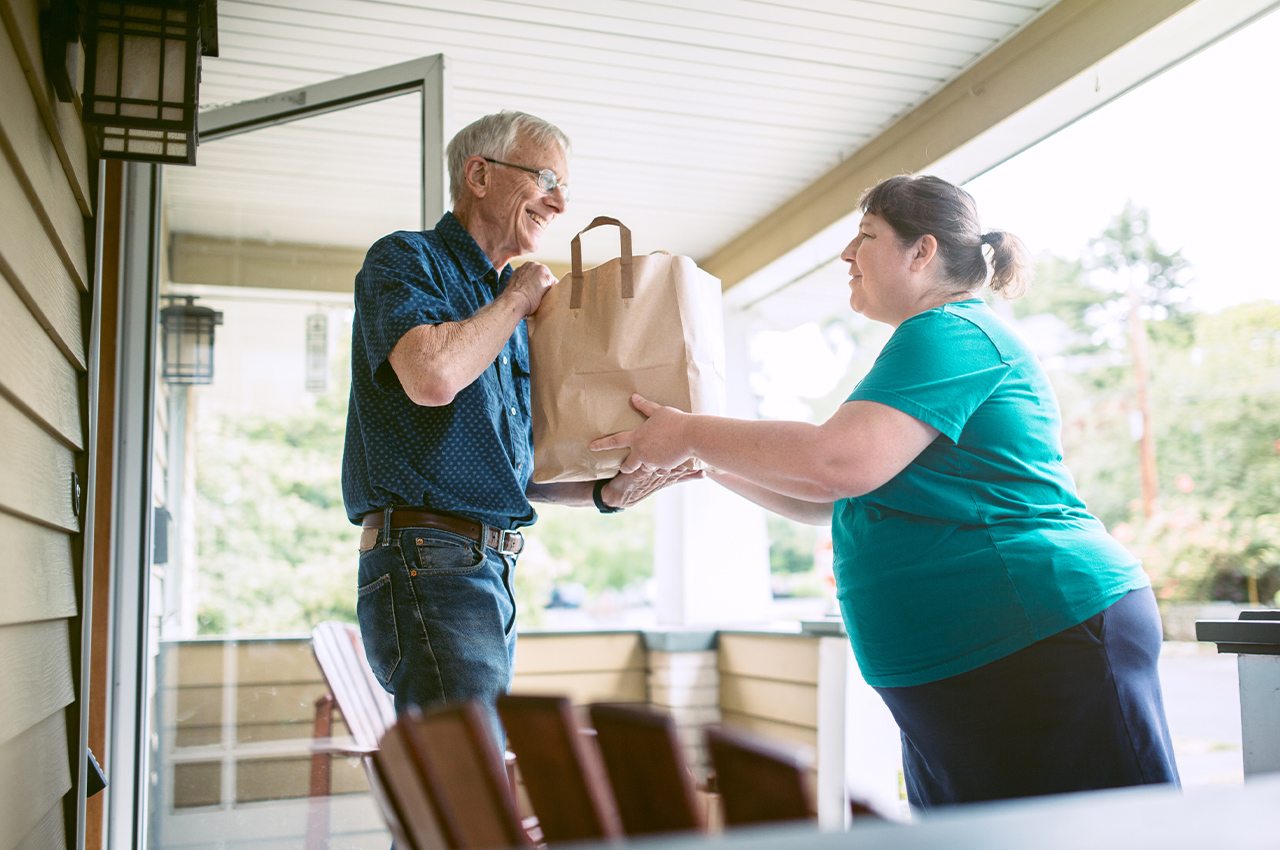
[874,587,1180,809]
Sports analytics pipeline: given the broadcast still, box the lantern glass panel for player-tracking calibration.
[92,32,119,103]
[84,1,200,134]
[161,301,220,384]
[120,33,162,110]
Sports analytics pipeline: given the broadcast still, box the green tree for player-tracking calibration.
[195,355,356,635]
[1129,302,1280,604]
[528,500,656,594]
[1001,210,1280,605]
[767,514,816,574]
[1083,204,1193,517]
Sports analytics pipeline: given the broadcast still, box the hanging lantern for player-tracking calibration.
[305,312,328,393]
[160,295,222,384]
[80,0,219,165]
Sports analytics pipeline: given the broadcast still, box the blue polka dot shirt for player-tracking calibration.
[341,212,536,529]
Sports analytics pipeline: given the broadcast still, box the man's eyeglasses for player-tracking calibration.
[483,157,569,200]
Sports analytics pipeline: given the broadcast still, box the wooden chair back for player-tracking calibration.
[705,725,814,827]
[309,622,401,848]
[385,702,531,850]
[374,720,449,850]
[311,621,395,750]
[497,694,624,842]
[587,703,702,836]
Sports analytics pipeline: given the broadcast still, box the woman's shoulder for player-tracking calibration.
[889,300,1006,362]
[918,299,1032,364]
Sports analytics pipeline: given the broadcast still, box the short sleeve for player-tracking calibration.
[355,233,454,393]
[848,309,1009,442]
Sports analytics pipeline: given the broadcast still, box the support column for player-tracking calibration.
[1196,611,1280,778]
[653,308,772,627]
[644,631,721,785]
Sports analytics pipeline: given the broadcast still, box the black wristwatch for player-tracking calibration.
[593,478,623,514]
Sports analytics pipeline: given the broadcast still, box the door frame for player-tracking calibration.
[104,55,447,849]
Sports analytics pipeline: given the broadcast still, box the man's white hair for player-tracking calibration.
[446,111,571,206]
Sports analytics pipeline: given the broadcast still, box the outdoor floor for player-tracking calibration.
[1158,641,1243,788]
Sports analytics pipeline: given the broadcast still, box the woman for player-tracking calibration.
[592,174,1179,807]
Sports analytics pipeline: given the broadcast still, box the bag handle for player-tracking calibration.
[570,216,634,309]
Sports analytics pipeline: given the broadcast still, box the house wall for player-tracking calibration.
[0,1,94,848]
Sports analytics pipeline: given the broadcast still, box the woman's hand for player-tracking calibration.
[590,394,695,474]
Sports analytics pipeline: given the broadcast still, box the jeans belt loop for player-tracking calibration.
[381,506,394,548]
[482,522,498,554]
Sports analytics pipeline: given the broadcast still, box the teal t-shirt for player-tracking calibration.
[833,299,1148,688]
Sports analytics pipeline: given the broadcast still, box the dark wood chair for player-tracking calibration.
[705,724,814,827]
[496,694,624,843]
[374,719,449,850]
[308,621,399,849]
[381,701,532,850]
[587,703,702,836]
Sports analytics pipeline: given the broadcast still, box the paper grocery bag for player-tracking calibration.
[528,216,726,483]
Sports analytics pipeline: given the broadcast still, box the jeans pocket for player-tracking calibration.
[411,532,485,575]
[356,573,401,685]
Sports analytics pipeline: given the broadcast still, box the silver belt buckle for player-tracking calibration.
[498,529,523,555]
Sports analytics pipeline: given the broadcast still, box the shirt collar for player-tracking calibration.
[437,211,511,287]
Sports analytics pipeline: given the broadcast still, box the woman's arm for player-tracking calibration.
[591,394,940,503]
[709,470,834,525]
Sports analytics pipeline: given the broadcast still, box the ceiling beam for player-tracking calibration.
[169,233,366,293]
[170,232,573,293]
[704,0,1207,292]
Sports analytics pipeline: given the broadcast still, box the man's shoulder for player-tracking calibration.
[366,228,448,263]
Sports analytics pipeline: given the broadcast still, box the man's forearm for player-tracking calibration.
[390,290,527,406]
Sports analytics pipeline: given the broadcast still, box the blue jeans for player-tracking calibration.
[356,524,517,746]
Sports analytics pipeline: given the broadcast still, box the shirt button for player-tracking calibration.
[510,406,517,415]
[503,356,508,364]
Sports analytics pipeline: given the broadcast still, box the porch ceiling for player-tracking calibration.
[171,0,1055,273]
[170,0,1272,307]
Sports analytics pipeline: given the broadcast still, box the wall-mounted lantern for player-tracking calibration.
[160,295,222,384]
[60,0,220,165]
[305,312,329,394]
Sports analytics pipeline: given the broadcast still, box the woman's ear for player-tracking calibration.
[911,234,939,272]
[463,156,489,199]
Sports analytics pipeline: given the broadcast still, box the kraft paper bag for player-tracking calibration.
[528,216,727,483]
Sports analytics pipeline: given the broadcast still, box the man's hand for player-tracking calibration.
[505,261,558,316]
[599,465,705,510]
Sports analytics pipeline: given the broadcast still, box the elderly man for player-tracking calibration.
[341,111,679,733]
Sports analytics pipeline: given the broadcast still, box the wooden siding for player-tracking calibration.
[0,2,92,848]
[160,639,366,811]
[510,630,647,703]
[717,633,821,749]
[14,804,66,850]
[158,631,650,815]
[0,711,72,850]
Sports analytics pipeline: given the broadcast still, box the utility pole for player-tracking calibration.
[1128,278,1159,518]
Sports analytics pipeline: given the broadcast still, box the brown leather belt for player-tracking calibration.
[362,508,524,555]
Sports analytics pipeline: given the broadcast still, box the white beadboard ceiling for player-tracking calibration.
[166,0,1055,272]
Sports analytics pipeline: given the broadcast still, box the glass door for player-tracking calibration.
[115,56,446,850]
